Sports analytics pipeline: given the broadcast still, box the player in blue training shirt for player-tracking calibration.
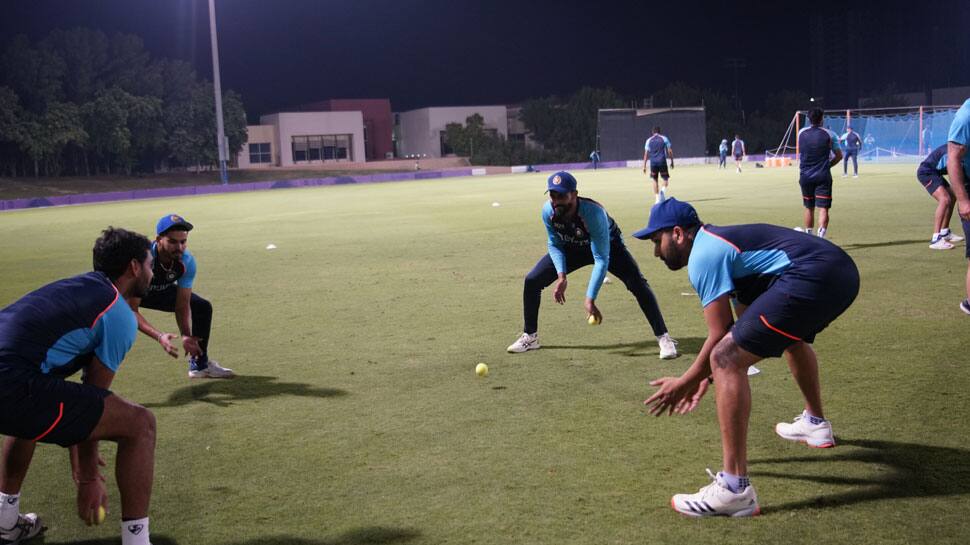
[642,126,674,203]
[0,228,159,545]
[718,139,729,169]
[129,214,234,379]
[632,198,859,517]
[839,126,863,178]
[917,144,967,249]
[731,134,746,173]
[507,171,678,359]
[945,98,970,315]
[796,108,842,238]
[589,149,601,170]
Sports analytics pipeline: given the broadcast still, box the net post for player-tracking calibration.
[794,111,800,158]
[919,105,924,154]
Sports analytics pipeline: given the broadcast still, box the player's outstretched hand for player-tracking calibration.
[182,336,203,358]
[644,376,704,416]
[553,277,568,305]
[158,333,179,358]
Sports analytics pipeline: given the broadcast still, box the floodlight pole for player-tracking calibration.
[208,0,229,185]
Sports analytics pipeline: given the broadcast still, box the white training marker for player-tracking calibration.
[492,202,501,207]
[747,365,761,376]
[680,292,693,296]
[602,276,612,284]
[266,244,277,250]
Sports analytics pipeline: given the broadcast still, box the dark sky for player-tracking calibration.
[2,0,968,118]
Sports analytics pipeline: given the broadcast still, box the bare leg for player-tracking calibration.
[818,208,830,231]
[784,342,824,418]
[709,333,763,476]
[0,438,36,494]
[803,207,815,230]
[932,186,953,235]
[652,178,659,197]
[85,395,156,519]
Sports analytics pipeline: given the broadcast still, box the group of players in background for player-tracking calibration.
[0,99,968,545]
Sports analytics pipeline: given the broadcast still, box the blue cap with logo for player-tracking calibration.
[156,214,194,236]
[546,171,577,194]
[632,198,701,239]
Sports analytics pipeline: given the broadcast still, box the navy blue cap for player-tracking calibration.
[632,198,701,239]
[156,213,194,236]
[546,171,577,194]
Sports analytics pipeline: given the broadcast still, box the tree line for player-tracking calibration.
[0,28,247,177]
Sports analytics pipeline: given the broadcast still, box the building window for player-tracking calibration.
[248,142,271,164]
[291,134,353,163]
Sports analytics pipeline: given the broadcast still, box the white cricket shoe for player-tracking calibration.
[775,410,835,448]
[943,232,964,243]
[658,333,678,359]
[929,239,954,250]
[0,513,45,544]
[507,333,540,353]
[188,359,236,379]
[852,174,859,178]
[960,299,970,316]
[671,469,760,517]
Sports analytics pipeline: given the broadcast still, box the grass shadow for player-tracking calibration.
[227,527,421,545]
[840,239,926,252]
[143,375,348,408]
[749,438,970,513]
[541,336,706,357]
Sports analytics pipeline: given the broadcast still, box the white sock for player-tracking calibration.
[941,228,951,236]
[0,492,19,529]
[932,232,941,242]
[817,227,827,238]
[121,517,150,545]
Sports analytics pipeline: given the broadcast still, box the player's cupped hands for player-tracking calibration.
[158,333,179,358]
[584,298,601,322]
[644,376,707,416]
[76,477,108,526]
[182,335,203,358]
[553,276,568,304]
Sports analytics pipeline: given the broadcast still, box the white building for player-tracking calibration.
[396,105,508,158]
[236,111,366,168]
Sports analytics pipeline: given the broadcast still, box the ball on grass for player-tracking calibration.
[475,363,489,377]
[588,314,601,325]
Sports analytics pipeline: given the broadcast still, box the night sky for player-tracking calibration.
[2,0,968,119]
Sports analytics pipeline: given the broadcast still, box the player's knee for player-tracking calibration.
[192,296,213,317]
[127,404,156,443]
[710,339,744,374]
[939,191,952,207]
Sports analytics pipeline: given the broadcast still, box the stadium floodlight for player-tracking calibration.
[208,0,229,185]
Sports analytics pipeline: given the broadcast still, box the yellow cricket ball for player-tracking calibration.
[475,363,489,377]
[588,314,601,325]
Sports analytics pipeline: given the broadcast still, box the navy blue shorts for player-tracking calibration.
[917,169,949,196]
[734,153,743,160]
[0,365,110,447]
[649,162,669,180]
[731,258,860,358]
[799,176,833,209]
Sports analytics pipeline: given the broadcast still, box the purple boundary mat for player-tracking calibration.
[0,160,630,212]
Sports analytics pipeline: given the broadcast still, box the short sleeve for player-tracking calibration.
[178,250,197,289]
[92,298,137,372]
[688,234,737,307]
[948,101,970,147]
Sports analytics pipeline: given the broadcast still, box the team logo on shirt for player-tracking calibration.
[552,175,562,185]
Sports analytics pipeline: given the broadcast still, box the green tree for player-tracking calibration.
[519,87,624,162]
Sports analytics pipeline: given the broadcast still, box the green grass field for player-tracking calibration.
[1,163,969,545]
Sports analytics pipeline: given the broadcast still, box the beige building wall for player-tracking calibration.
[260,111,365,166]
[397,105,508,158]
[237,124,278,168]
